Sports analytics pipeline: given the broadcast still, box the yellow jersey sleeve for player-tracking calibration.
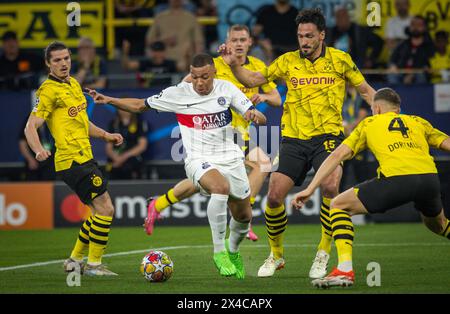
[342,119,368,157]
[414,116,449,149]
[32,86,55,120]
[262,54,289,82]
[342,53,365,87]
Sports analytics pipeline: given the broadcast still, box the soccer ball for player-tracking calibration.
[140,250,174,282]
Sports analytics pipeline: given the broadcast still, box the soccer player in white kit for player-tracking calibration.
[87,54,267,279]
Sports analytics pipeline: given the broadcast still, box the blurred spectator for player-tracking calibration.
[146,0,205,71]
[106,109,148,180]
[72,37,107,89]
[115,0,155,56]
[385,0,412,52]
[153,0,197,15]
[253,0,298,59]
[388,16,435,85]
[115,0,154,17]
[327,7,383,69]
[0,31,43,91]
[429,30,450,83]
[122,40,177,87]
[250,34,273,65]
[18,117,55,181]
[194,0,218,51]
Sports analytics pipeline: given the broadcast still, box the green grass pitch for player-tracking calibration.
[0,223,449,294]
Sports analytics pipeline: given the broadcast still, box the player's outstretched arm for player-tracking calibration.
[355,81,376,106]
[24,115,51,162]
[218,44,268,88]
[88,121,123,146]
[86,88,147,113]
[291,144,353,209]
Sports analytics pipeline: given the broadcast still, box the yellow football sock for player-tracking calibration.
[250,197,256,207]
[70,216,93,261]
[317,197,333,254]
[330,208,354,269]
[265,204,287,259]
[88,214,113,265]
[442,220,450,240]
[155,188,179,212]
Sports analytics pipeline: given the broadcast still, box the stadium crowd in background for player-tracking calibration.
[1,0,450,94]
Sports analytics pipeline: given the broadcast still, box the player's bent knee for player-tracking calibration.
[234,211,252,222]
[321,181,340,198]
[93,194,115,217]
[267,191,284,208]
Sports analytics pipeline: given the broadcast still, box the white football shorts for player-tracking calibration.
[184,157,251,200]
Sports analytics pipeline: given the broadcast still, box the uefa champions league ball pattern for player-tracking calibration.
[140,250,174,282]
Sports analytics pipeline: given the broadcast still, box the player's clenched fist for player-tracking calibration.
[104,132,123,146]
[35,150,51,161]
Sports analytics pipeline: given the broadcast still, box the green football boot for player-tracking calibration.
[213,250,237,277]
[225,239,245,279]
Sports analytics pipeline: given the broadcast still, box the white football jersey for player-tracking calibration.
[145,79,253,162]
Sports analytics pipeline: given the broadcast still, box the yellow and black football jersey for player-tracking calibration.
[343,112,448,177]
[261,45,365,140]
[32,75,93,171]
[214,55,277,140]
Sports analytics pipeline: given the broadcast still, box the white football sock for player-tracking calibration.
[228,217,250,253]
[207,193,229,253]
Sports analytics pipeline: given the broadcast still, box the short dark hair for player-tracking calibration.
[295,8,326,32]
[2,31,17,41]
[44,41,69,62]
[191,53,214,67]
[374,88,401,107]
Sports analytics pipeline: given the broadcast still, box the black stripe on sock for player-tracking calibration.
[320,208,330,217]
[91,219,111,229]
[333,234,354,241]
[85,219,92,228]
[165,193,174,205]
[330,210,350,218]
[89,237,108,245]
[265,216,288,225]
[331,216,352,224]
[332,225,354,232]
[78,235,89,244]
[321,202,330,210]
[265,210,286,219]
[80,226,89,236]
[266,221,287,231]
[443,222,450,236]
[93,215,112,223]
[90,228,110,237]
[267,228,286,237]
[324,231,332,237]
[320,221,332,232]
[320,213,331,224]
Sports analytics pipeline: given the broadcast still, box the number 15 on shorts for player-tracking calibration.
[323,139,336,153]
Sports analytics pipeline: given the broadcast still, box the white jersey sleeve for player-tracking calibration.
[227,82,253,116]
[144,84,184,113]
